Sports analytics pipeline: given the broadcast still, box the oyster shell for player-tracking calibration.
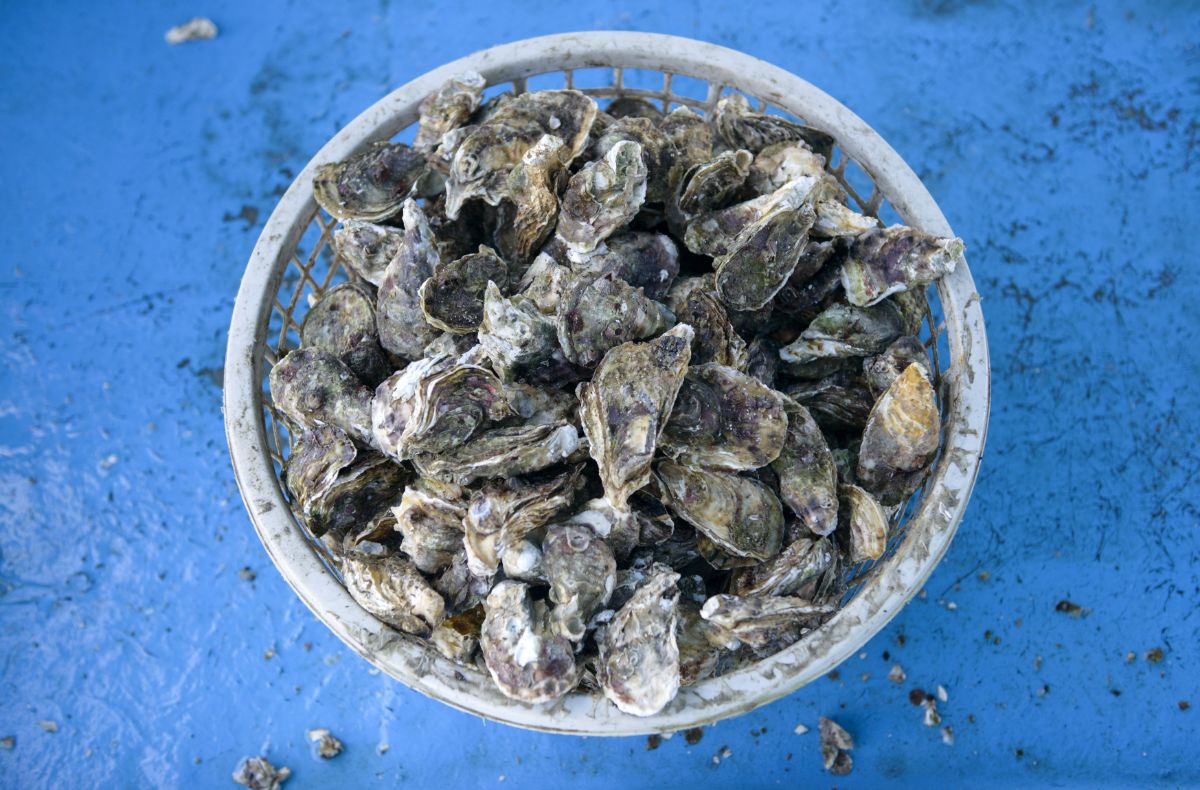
[414,71,487,153]
[597,564,681,716]
[839,484,889,563]
[300,283,390,387]
[729,536,836,597]
[284,425,357,518]
[495,134,568,265]
[556,271,675,368]
[661,363,789,470]
[785,369,875,433]
[676,600,731,686]
[657,460,784,561]
[393,362,511,457]
[745,335,780,388]
[606,96,665,122]
[302,455,408,541]
[863,336,932,398]
[666,276,748,369]
[700,593,835,652]
[559,498,642,563]
[570,231,680,301]
[842,226,963,307]
[778,300,905,364]
[577,324,693,509]
[376,200,443,360]
[659,107,714,193]
[772,246,844,326]
[313,142,427,222]
[269,348,375,446]
[711,93,834,156]
[591,117,673,204]
[713,183,817,311]
[418,245,508,334]
[429,604,484,663]
[670,149,753,232]
[857,364,940,503]
[443,90,597,218]
[543,523,617,641]
[343,553,445,636]
[477,282,559,380]
[463,466,582,578]
[771,404,839,535]
[412,421,581,486]
[556,140,648,257]
[392,478,467,573]
[748,141,840,197]
[481,580,580,703]
[812,200,880,239]
[517,252,572,315]
[331,219,404,287]
[505,380,579,425]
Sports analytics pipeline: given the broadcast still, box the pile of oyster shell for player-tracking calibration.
[269,72,962,716]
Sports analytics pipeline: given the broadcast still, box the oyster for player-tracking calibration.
[414,71,487,153]
[376,200,443,360]
[556,140,648,257]
[659,107,714,192]
[778,300,905,364]
[839,484,889,563]
[392,478,467,573]
[772,247,844,326]
[313,142,427,222]
[284,425,357,517]
[331,219,404,287]
[745,335,780,388]
[812,199,880,239]
[661,363,789,470]
[591,117,673,204]
[713,184,817,311]
[556,271,674,368]
[343,553,445,636]
[300,283,390,387]
[785,369,875,433]
[570,231,679,301]
[392,362,511,457]
[444,90,597,218]
[700,593,835,652]
[495,134,568,265]
[303,455,408,541]
[771,404,838,535]
[418,246,508,334]
[729,536,836,597]
[606,96,664,122]
[666,276,748,369]
[429,605,484,663]
[480,580,580,703]
[863,336,932,398]
[597,564,681,716]
[412,421,581,486]
[517,252,572,315]
[371,352,451,462]
[657,461,784,561]
[670,149,753,232]
[857,364,940,503]
[676,600,731,686]
[748,141,839,197]
[711,93,834,156]
[506,380,579,424]
[559,498,642,563]
[477,282,559,380]
[842,226,964,307]
[463,467,582,578]
[543,523,617,641]
[269,348,375,446]
[577,324,693,509]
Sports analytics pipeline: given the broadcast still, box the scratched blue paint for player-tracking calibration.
[1,0,1197,787]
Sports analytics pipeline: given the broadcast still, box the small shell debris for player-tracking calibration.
[165,17,218,44]
[922,697,941,727]
[940,726,955,745]
[233,756,291,790]
[1,736,13,750]
[1145,647,1165,663]
[936,685,948,702]
[306,728,344,759]
[793,724,809,736]
[37,720,58,733]
[888,664,907,683]
[819,716,853,776]
[1054,599,1090,618]
[711,745,733,765]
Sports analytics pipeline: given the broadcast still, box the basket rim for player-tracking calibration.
[223,30,991,736]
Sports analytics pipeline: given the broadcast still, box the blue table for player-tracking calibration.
[1,1,1197,786]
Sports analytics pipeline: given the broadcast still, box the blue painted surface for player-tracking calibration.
[1,0,1197,786]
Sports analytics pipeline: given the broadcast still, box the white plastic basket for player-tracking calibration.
[223,31,990,735]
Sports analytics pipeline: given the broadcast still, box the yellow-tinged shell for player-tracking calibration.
[839,484,889,563]
[858,363,940,489]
